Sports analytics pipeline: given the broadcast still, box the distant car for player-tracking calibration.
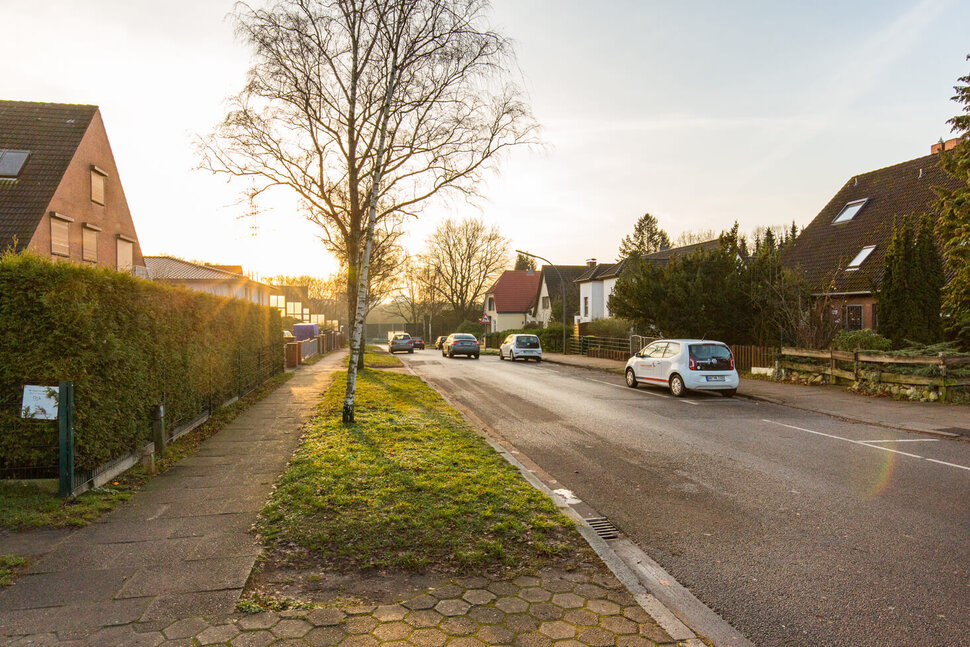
[442,333,480,359]
[435,335,447,349]
[412,336,425,350]
[499,334,542,362]
[282,330,295,340]
[624,339,738,397]
[389,332,414,354]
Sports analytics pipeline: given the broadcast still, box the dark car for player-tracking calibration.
[412,336,425,350]
[435,335,447,349]
[442,333,480,359]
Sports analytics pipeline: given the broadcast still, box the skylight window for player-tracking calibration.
[832,198,868,224]
[0,149,30,179]
[845,245,876,271]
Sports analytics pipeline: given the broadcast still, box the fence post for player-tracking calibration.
[151,403,166,465]
[939,352,948,402]
[829,350,836,384]
[853,350,859,382]
[57,380,74,498]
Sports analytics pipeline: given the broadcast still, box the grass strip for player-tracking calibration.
[0,369,295,530]
[362,345,404,368]
[0,554,28,587]
[257,368,585,575]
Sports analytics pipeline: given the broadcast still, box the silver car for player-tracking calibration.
[388,332,414,354]
[499,334,542,362]
[625,339,738,397]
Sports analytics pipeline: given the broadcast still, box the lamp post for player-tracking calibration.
[515,249,568,355]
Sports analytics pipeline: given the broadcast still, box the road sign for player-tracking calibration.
[480,314,490,324]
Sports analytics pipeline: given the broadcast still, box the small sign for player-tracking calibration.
[22,385,59,420]
[480,314,490,324]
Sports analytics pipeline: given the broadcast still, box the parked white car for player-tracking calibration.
[624,339,738,397]
[499,334,542,362]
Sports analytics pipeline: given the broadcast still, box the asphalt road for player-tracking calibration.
[401,350,970,647]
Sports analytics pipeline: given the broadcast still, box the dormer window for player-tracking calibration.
[845,245,876,271]
[91,165,108,205]
[0,149,29,179]
[832,198,868,224]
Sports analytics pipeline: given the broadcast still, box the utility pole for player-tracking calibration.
[516,249,568,355]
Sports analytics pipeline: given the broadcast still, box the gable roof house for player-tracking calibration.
[144,256,272,306]
[531,264,588,327]
[783,140,964,332]
[574,259,627,323]
[0,100,145,274]
[483,269,543,333]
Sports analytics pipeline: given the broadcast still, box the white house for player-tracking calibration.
[575,259,627,323]
[483,269,543,332]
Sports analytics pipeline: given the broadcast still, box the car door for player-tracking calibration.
[656,341,681,382]
[634,342,667,384]
[501,335,513,358]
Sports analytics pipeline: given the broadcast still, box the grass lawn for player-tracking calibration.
[0,554,28,587]
[257,368,585,575]
[362,345,404,368]
[0,370,294,530]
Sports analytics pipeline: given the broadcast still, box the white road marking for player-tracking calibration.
[762,419,970,473]
[860,438,939,443]
[552,488,582,504]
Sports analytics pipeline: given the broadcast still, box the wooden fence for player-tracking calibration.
[779,347,970,400]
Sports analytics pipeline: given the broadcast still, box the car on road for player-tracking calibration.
[412,336,425,350]
[388,332,414,354]
[435,335,447,349]
[442,333,480,359]
[625,339,738,397]
[499,333,542,362]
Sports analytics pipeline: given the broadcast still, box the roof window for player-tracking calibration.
[845,245,876,271]
[832,198,868,224]
[0,149,30,179]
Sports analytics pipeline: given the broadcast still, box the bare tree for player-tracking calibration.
[422,217,508,326]
[201,0,537,421]
[386,254,424,325]
[672,229,719,248]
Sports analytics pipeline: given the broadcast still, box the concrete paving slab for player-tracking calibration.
[116,555,256,598]
[0,568,134,611]
[139,590,242,623]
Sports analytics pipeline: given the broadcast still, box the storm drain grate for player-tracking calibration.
[585,517,619,540]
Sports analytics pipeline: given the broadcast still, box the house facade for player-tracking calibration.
[531,264,587,327]
[783,139,964,331]
[145,256,272,306]
[484,269,543,332]
[575,259,626,323]
[0,101,145,274]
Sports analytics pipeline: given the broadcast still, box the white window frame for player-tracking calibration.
[845,245,876,271]
[832,198,868,224]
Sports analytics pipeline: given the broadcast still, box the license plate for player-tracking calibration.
[706,376,725,382]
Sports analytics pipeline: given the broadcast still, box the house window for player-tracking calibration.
[584,296,589,317]
[116,237,133,271]
[845,245,876,270]
[82,224,100,262]
[844,305,863,331]
[0,149,30,179]
[91,166,107,205]
[832,198,868,224]
[541,296,550,309]
[487,297,494,311]
[50,213,72,257]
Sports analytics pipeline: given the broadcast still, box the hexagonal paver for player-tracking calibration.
[552,593,585,609]
[344,615,379,635]
[237,612,280,631]
[616,636,658,647]
[462,588,496,605]
[372,621,412,641]
[552,641,587,647]
[381,642,411,647]
[514,632,553,647]
[163,617,209,640]
[513,576,541,587]
[601,616,637,635]
[573,584,606,600]
[345,605,377,615]
[457,576,488,589]
[431,583,464,599]
[576,627,614,647]
[373,604,408,622]
[503,613,540,633]
[519,587,552,603]
[309,608,348,626]
[621,606,651,623]
[449,637,487,647]
[562,609,598,627]
[468,605,505,624]
[541,578,573,593]
[639,623,672,643]
[563,571,589,583]
[585,599,620,616]
[197,623,240,645]
[488,580,520,596]
[476,623,514,644]
[539,620,576,640]
[279,609,311,619]
[496,596,529,614]
[435,599,471,616]
[305,625,348,647]
[231,630,276,647]
[405,609,444,628]
[606,589,635,606]
[440,616,478,636]
[405,594,439,610]
[409,627,448,647]
[529,603,563,621]
[338,635,378,647]
[272,619,312,638]
[591,573,622,589]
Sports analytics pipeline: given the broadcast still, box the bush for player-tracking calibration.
[456,320,486,335]
[832,329,892,352]
[582,318,634,338]
[0,253,283,473]
[486,325,572,352]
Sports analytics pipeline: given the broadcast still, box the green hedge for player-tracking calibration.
[0,253,283,473]
[486,325,572,352]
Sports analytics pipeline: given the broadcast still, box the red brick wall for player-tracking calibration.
[27,109,144,270]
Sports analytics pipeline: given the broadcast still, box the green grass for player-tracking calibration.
[362,345,404,368]
[257,369,584,575]
[0,554,28,587]
[0,370,294,530]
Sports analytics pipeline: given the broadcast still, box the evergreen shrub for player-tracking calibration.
[832,329,892,352]
[0,253,283,472]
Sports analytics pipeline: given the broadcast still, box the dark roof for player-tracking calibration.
[532,264,586,315]
[640,239,722,266]
[783,153,963,294]
[486,270,543,313]
[145,256,248,281]
[575,259,627,283]
[0,101,98,252]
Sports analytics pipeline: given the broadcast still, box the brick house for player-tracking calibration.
[483,269,543,333]
[783,139,964,331]
[0,100,145,273]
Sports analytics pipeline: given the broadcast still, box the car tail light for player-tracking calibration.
[689,356,697,370]
[730,355,735,370]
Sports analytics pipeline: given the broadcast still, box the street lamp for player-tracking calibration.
[515,249,568,355]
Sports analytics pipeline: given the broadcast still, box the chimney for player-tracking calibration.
[933,135,966,154]
[931,138,944,154]
[586,258,597,268]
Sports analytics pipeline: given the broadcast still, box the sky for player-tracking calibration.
[2,0,968,278]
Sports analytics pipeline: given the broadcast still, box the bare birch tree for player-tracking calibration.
[200,0,538,421]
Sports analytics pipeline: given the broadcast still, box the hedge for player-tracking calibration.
[0,253,283,473]
[486,325,572,351]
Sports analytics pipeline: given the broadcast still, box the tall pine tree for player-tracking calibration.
[618,213,671,260]
[878,216,944,346]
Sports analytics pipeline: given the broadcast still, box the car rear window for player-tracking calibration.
[689,343,733,370]
[393,334,410,340]
[515,335,540,348]
[454,334,477,340]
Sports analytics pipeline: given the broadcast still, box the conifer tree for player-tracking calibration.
[617,213,671,260]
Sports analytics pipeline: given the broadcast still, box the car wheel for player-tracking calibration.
[474,354,480,359]
[499,350,505,360]
[442,349,446,357]
[669,374,687,397]
[511,351,516,361]
[535,357,541,363]
[721,388,736,398]
[408,349,413,354]
[625,368,638,388]
[448,350,454,358]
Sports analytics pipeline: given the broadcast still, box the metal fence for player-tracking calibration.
[567,335,643,360]
[730,345,777,372]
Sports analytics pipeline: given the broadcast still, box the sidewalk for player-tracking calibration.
[541,352,970,438]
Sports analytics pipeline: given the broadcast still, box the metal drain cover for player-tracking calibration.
[586,517,619,539]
